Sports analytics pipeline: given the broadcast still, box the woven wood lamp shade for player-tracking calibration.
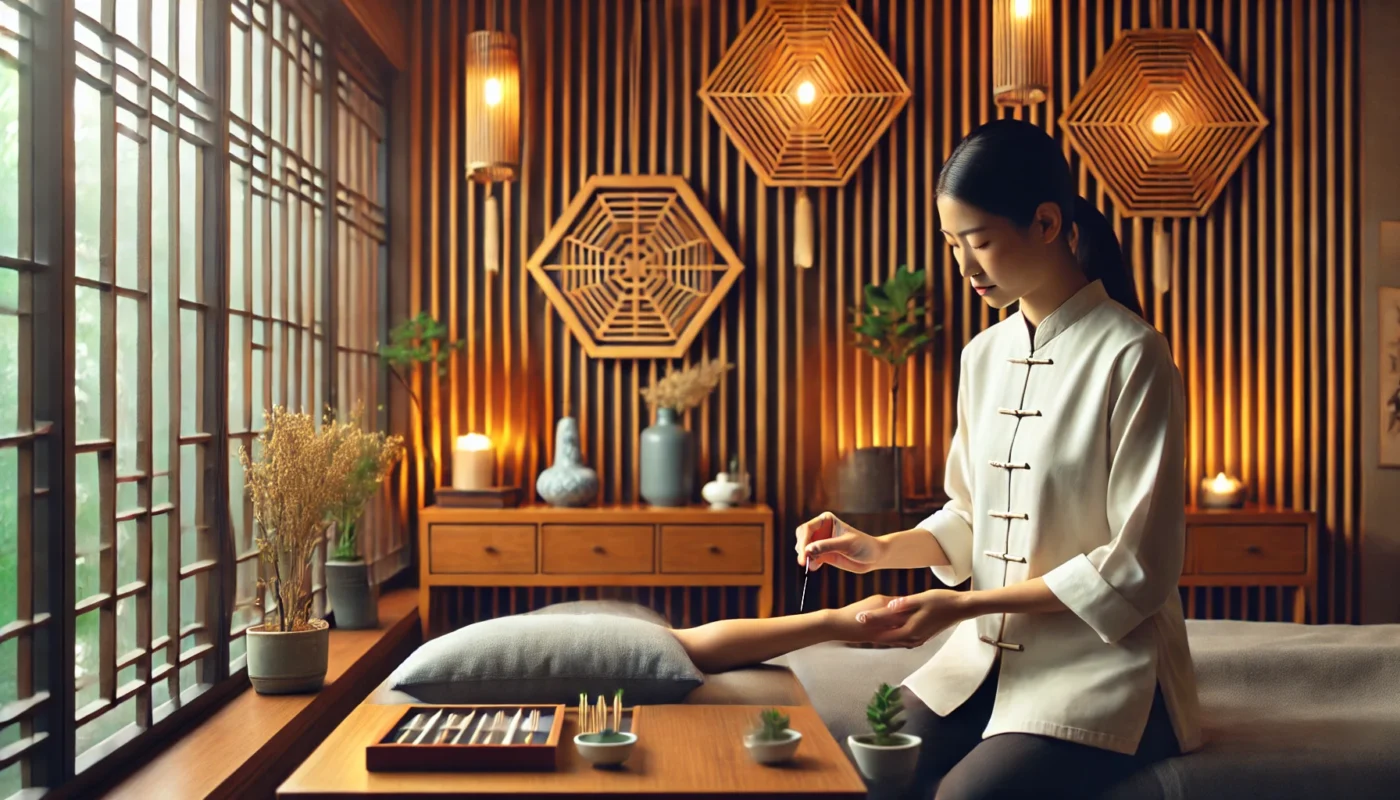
[465,29,520,273]
[994,0,1052,106]
[525,175,745,359]
[698,0,910,269]
[1060,29,1267,292]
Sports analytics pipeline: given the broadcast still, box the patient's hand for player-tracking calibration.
[824,594,912,643]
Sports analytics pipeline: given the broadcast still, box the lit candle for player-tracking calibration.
[452,433,494,490]
[1199,472,1245,508]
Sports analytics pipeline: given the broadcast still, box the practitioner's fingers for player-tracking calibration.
[794,512,837,567]
[854,596,915,628]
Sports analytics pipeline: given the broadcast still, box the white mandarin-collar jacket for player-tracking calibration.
[902,279,1202,756]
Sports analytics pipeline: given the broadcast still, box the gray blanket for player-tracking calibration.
[772,620,1400,799]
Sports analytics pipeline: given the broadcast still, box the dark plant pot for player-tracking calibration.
[246,618,330,694]
[326,559,379,630]
[834,446,903,514]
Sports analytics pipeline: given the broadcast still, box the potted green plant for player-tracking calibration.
[847,683,921,783]
[743,707,802,765]
[239,406,357,694]
[324,403,404,630]
[841,267,939,514]
[379,311,464,501]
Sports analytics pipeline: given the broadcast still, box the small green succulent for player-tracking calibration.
[754,708,791,741]
[864,683,906,746]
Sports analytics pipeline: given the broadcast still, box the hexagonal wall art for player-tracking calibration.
[1060,29,1268,218]
[525,175,744,359]
[697,0,910,187]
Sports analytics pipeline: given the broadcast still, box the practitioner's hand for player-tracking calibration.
[795,512,882,573]
[825,594,912,642]
[858,589,970,648]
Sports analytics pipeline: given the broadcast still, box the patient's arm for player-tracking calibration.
[669,594,902,673]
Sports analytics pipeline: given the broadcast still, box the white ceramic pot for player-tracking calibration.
[573,731,637,767]
[847,732,921,783]
[701,477,745,508]
[744,729,802,764]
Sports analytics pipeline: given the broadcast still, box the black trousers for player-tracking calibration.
[872,658,1181,800]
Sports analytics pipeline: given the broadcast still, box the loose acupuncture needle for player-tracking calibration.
[503,708,523,744]
[450,710,478,744]
[395,713,423,744]
[413,709,443,745]
[435,713,460,744]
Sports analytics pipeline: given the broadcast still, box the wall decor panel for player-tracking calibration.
[408,0,1361,630]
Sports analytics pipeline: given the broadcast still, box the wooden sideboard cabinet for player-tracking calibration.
[418,503,774,636]
[1180,505,1317,623]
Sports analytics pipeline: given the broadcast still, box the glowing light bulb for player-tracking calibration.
[796,80,817,105]
[1013,0,1033,19]
[483,77,503,107]
[1151,110,1174,136]
[1210,472,1235,493]
[459,433,493,452]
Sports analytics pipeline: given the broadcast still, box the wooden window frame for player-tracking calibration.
[2,0,404,795]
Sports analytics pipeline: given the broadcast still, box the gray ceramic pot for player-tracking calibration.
[834,446,903,513]
[537,417,599,506]
[246,618,330,694]
[326,559,378,630]
[640,407,694,506]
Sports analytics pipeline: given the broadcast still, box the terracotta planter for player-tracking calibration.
[247,618,330,694]
[326,559,379,630]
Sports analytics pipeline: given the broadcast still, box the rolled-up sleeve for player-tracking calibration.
[918,350,974,587]
[1042,335,1186,645]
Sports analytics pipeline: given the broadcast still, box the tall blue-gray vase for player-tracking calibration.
[640,407,694,506]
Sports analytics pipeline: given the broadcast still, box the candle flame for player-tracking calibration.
[1210,472,1235,493]
[458,433,492,451]
[1013,0,1033,19]
[1151,110,1174,136]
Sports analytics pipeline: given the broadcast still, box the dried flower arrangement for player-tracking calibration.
[239,405,359,632]
[327,402,405,562]
[639,358,733,414]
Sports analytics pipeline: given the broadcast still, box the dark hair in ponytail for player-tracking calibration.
[936,118,1143,317]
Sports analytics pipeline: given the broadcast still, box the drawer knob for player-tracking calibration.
[484,545,499,555]
[1246,545,1262,554]
[708,545,722,554]
[592,545,606,555]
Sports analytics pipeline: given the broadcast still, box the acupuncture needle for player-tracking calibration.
[467,713,489,744]
[450,710,478,744]
[799,557,810,612]
[413,709,443,745]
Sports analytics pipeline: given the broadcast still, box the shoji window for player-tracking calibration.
[226,0,327,660]
[334,68,402,580]
[70,0,220,768]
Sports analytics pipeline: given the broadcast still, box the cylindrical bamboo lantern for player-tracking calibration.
[464,30,520,183]
[993,0,1052,106]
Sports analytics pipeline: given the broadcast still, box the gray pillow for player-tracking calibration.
[524,599,672,628]
[388,612,703,705]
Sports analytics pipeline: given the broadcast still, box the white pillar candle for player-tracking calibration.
[452,433,495,490]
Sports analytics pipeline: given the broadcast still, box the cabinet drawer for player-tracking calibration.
[1192,525,1307,575]
[660,525,763,574]
[430,525,537,574]
[541,525,654,574]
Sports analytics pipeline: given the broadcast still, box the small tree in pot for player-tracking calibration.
[379,311,464,503]
[240,406,357,693]
[843,267,939,514]
[324,403,404,630]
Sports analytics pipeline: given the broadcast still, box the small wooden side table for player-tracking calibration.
[1180,505,1318,623]
[417,503,774,636]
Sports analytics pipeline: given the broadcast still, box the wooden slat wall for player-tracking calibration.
[410,0,1361,629]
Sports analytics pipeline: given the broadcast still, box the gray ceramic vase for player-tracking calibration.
[639,407,694,506]
[325,558,378,630]
[536,417,599,506]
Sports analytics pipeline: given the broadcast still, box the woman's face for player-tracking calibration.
[936,195,1064,310]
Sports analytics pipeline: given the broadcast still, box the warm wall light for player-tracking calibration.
[452,433,495,490]
[483,76,504,107]
[465,29,520,275]
[994,0,1051,106]
[1151,110,1174,136]
[796,79,817,105]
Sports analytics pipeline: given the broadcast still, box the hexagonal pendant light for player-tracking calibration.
[1060,28,1267,291]
[525,175,745,359]
[698,0,910,187]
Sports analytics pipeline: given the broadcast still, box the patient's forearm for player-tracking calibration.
[873,527,953,570]
[671,610,835,674]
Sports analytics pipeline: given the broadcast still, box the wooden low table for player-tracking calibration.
[278,703,866,799]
